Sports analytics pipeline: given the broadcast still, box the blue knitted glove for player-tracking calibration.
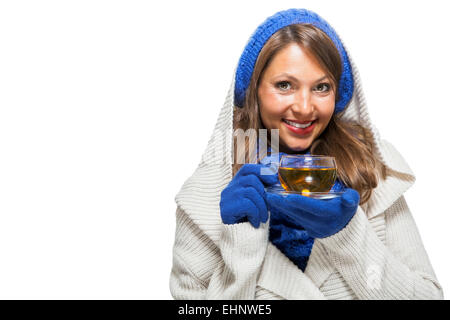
[220,163,279,228]
[266,188,360,238]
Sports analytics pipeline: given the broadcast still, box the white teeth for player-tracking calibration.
[284,119,313,128]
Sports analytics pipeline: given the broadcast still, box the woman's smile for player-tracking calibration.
[282,118,317,135]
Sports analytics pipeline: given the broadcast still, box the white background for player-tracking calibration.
[0,0,449,299]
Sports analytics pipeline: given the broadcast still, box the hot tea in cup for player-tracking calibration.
[278,155,337,194]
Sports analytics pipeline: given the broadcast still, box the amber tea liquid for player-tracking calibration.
[278,167,336,193]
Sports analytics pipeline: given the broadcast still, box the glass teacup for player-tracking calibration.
[278,155,337,195]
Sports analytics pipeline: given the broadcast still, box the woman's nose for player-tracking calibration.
[291,89,314,115]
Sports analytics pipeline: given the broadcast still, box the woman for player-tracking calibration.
[170,8,443,299]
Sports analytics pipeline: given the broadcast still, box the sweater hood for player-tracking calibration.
[175,8,415,245]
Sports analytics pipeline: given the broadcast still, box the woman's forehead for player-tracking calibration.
[262,44,328,81]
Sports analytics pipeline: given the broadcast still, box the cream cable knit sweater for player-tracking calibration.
[170,33,443,300]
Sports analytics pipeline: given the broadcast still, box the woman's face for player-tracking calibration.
[257,43,336,153]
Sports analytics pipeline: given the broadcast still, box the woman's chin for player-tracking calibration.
[280,143,311,154]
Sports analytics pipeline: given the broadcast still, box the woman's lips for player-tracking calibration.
[282,119,316,135]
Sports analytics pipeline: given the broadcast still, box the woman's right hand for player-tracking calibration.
[220,163,279,228]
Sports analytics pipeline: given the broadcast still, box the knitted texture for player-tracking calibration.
[220,163,278,228]
[268,179,345,271]
[269,209,314,272]
[171,7,443,300]
[234,8,354,113]
[267,188,360,238]
[171,195,444,299]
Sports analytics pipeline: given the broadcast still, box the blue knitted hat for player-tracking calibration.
[234,8,354,114]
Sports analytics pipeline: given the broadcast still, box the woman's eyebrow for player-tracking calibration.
[274,73,328,82]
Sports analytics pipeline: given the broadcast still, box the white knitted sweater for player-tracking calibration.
[169,31,444,300]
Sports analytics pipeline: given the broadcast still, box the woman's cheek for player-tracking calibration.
[262,111,278,130]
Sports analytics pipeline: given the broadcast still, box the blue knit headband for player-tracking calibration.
[234,8,354,114]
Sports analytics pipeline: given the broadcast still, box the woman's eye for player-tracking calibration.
[315,83,331,92]
[276,81,291,91]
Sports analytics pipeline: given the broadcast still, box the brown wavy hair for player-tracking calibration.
[232,24,387,205]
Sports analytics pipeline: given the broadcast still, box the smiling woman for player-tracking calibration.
[170,8,444,300]
[257,43,335,151]
[234,23,385,205]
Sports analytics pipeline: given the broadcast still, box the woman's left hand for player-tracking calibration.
[266,188,360,238]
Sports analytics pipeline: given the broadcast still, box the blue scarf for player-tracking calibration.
[268,174,345,272]
[269,209,314,271]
